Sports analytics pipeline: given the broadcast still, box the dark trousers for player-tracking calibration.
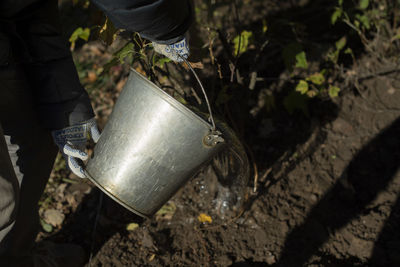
[0,63,58,261]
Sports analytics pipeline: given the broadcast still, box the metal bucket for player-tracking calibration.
[85,68,225,218]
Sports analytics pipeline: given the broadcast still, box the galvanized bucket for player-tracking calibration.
[85,67,225,218]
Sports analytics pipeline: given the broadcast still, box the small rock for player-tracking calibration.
[55,183,67,201]
[67,183,92,195]
[387,87,396,95]
[44,209,65,227]
[266,254,276,265]
[310,194,318,203]
[331,118,353,136]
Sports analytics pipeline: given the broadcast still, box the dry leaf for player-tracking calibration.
[87,71,97,83]
[134,66,147,76]
[198,213,212,223]
[148,254,156,261]
[181,61,204,70]
[126,222,139,231]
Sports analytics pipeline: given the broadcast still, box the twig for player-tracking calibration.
[248,71,257,90]
[252,161,259,193]
[358,68,400,81]
[393,0,398,30]
[230,0,242,83]
[259,167,272,188]
[190,87,203,105]
[207,27,216,65]
[241,143,258,193]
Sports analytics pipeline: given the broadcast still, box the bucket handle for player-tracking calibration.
[178,55,217,132]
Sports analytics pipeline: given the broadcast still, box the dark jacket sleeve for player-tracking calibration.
[18,0,95,130]
[91,0,194,44]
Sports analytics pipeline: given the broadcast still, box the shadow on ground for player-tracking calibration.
[275,117,400,266]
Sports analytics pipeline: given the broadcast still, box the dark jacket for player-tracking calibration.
[0,0,193,129]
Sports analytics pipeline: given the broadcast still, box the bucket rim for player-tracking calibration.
[129,68,214,131]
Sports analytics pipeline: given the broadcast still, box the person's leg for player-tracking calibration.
[0,124,20,246]
[0,63,58,258]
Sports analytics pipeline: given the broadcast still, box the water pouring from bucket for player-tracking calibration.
[85,58,249,219]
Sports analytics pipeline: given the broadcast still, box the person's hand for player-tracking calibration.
[52,118,101,178]
[152,37,189,62]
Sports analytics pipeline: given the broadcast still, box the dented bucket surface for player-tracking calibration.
[85,69,225,218]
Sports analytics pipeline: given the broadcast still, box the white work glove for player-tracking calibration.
[52,118,101,178]
[152,37,189,62]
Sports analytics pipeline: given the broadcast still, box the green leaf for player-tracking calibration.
[359,0,369,10]
[282,43,306,71]
[329,85,341,98]
[295,51,308,69]
[335,36,347,51]
[69,27,90,50]
[356,14,370,30]
[155,57,172,69]
[81,28,90,41]
[233,30,253,56]
[115,42,134,63]
[327,50,339,64]
[296,80,309,94]
[307,72,325,85]
[262,19,268,33]
[99,18,118,46]
[283,91,309,116]
[40,219,53,233]
[331,8,343,25]
[69,28,83,44]
[338,0,343,6]
[344,47,354,55]
[101,57,119,75]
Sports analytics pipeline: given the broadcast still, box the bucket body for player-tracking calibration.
[85,69,224,217]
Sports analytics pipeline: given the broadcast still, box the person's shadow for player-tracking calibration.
[276,116,400,266]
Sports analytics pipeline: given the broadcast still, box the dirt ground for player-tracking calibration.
[38,0,400,266]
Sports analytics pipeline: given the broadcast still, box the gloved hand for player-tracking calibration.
[52,118,101,178]
[152,37,189,62]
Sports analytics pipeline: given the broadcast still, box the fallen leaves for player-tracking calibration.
[198,213,212,224]
[126,223,139,231]
[181,61,204,70]
[87,71,97,83]
[148,254,156,261]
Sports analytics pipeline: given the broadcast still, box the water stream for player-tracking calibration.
[208,120,250,220]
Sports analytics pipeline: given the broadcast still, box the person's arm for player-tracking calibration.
[91,0,194,45]
[18,0,98,177]
[19,0,95,130]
